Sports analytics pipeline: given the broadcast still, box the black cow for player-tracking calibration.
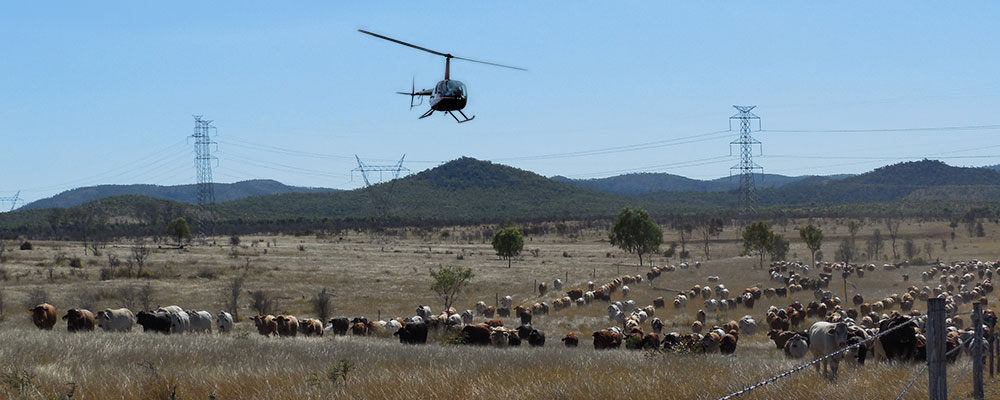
[877,314,917,361]
[136,311,171,334]
[517,325,545,347]
[396,321,428,344]
[329,317,350,336]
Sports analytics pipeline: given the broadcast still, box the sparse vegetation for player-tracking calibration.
[429,265,473,310]
[491,226,524,268]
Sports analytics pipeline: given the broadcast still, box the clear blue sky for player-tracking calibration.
[3,2,1000,205]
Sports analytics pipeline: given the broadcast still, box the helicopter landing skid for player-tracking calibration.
[448,110,475,123]
[418,109,435,119]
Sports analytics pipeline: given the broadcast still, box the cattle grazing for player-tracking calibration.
[873,314,917,362]
[62,309,96,332]
[562,332,579,347]
[517,325,545,347]
[553,279,563,290]
[396,321,429,344]
[475,301,489,315]
[809,321,849,377]
[186,310,213,334]
[691,320,703,334]
[653,297,665,309]
[328,317,350,335]
[166,310,190,334]
[349,322,367,336]
[416,305,432,320]
[300,318,325,337]
[490,327,513,347]
[567,289,584,301]
[651,318,664,334]
[485,319,504,328]
[784,334,809,359]
[461,309,474,325]
[483,306,496,318]
[593,329,623,350]
[538,282,548,297]
[136,311,171,334]
[157,305,183,315]
[96,308,135,332]
[253,314,278,336]
[217,311,234,333]
[500,296,513,309]
[462,324,493,345]
[497,307,511,318]
[720,334,738,354]
[29,304,57,330]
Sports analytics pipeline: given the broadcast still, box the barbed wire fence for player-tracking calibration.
[716,306,988,400]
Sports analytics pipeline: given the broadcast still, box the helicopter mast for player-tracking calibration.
[445,56,451,80]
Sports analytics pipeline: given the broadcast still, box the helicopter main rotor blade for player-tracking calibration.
[452,56,527,71]
[360,29,527,72]
[358,29,450,58]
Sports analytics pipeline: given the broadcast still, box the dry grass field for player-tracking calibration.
[1,217,999,399]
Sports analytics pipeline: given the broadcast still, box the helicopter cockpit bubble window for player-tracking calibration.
[442,80,466,98]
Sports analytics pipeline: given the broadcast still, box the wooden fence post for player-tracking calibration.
[927,298,947,400]
[973,302,984,400]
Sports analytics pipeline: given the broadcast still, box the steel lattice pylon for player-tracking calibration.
[352,155,409,218]
[191,115,218,207]
[0,190,21,212]
[729,105,762,216]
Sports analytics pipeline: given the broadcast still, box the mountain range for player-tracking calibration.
[3,158,1000,235]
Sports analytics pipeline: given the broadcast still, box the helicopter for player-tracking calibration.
[359,29,526,123]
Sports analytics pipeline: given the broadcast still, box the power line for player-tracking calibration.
[490,130,732,162]
[763,124,1000,134]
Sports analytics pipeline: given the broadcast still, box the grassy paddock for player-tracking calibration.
[1,327,996,399]
[0,217,999,398]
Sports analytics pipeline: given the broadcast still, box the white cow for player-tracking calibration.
[738,315,757,336]
[217,311,234,333]
[383,319,402,336]
[553,279,564,290]
[701,286,712,299]
[168,310,191,334]
[96,308,135,332]
[156,305,183,314]
[474,301,488,315]
[186,310,213,334]
[784,334,809,359]
[500,296,513,309]
[461,310,474,324]
[622,285,631,298]
[416,305,432,320]
[808,321,849,377]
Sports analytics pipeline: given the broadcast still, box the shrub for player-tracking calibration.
[69,257,83,269]
[195,268,217,280]
[18,242,32,251]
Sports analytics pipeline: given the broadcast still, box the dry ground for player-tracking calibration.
[0,217,999,399]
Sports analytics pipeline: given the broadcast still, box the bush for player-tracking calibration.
[19,242,32,251]
[195,268,217,280]
[69,257,83,269]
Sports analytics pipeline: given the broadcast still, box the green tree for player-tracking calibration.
[166,217,191,247]
[609,207,663,266]
[492,226,524,268]
[742,221,774,270]
[798,224,824,266]
[429,266,474,310]
[771,234,790,261]
[699,217,725,260]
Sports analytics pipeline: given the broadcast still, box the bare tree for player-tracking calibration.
[117,284,138,310]
[131,239,151,278]
[311,287,334,323]
[138,283,154,311]
[836,237,855,264]
[886,218,901,260]
[222,275,245,321]
[248,289,276,316]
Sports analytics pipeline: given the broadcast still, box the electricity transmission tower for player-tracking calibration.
[352,155,409,218]
[190,115,218,235]
[0,191,21,212]
[729,105,762,216]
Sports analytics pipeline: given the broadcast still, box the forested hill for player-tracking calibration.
[553,172,851,195]
[20,180,336,210]
[218,157,640,221]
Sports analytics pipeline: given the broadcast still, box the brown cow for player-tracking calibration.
[62,309,95,332]
[567,289,584,301]
[275,315,299,337]
[653,297,665,309]
[350,322,367,336]
[30,303,57,330]
[461,324,493,345]
[561,332,579,347]
[485,319,504,328]
[300,318,324,337]
[252,314,278,336]
[593,330,622,350]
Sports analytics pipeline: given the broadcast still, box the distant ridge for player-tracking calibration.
[20,179,336,210]
[553,172,852,195]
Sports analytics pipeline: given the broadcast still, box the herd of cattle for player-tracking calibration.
[24,259,1000,377]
